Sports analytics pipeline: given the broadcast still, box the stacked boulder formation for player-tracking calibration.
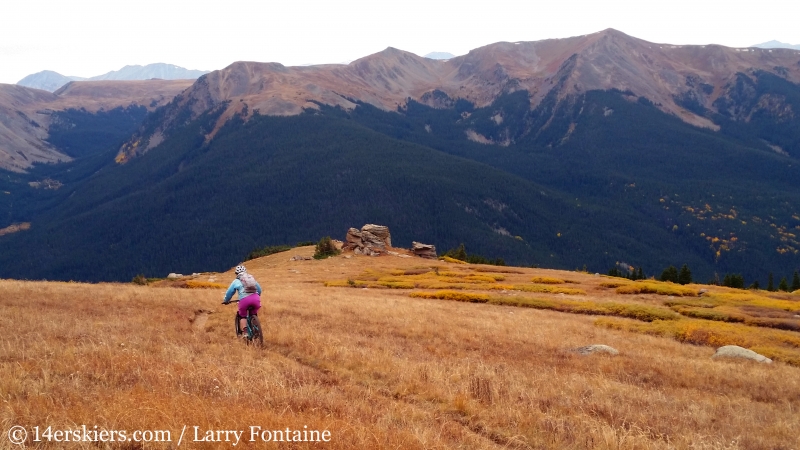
[343,224,437,258]
[344,224,392,256]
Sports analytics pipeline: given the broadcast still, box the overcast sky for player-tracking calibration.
[2,0,798,84]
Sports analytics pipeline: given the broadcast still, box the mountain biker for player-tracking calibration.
[223,265,263,338]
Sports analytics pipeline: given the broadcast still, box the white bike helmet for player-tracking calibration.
[235,265,247,275]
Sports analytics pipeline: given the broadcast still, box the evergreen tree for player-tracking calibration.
[792,271,800,292]
[778,277,789,292]
[768,273,775,291]
[677,264,692,285]
[445,243,468,261]
[748,280,760,290]
[722,274,745,289]
[660,265,678,283]
[637,267,644,280]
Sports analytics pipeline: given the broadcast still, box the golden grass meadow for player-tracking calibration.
[1,246,800,449]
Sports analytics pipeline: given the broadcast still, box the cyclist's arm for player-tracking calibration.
[223,280,240,303]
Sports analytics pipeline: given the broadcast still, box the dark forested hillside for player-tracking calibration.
[1,82,799,283]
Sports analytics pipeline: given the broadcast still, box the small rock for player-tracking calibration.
[712,345,772,363]
[699,289,709,295]
[594,273,600,277]
[572,345,619,356]
[289,255,312,261]
[167,273,182,279]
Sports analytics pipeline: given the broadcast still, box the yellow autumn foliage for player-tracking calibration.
[616,281,697,297]
[184,280,227,289]
[410,291,490,302]
[530,276,565,284]
[595,317,800,366]
[439,256,468,264]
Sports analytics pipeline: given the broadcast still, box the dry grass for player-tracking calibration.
[2,251,800,449]
[184,280,227,289]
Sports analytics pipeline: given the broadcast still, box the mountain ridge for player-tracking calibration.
[753,40,800,51]
[116,28,800,161]
[0,79,194,171]
[17,63,210,92]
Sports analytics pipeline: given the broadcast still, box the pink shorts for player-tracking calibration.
[238,293,261,317]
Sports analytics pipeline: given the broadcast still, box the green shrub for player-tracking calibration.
[314,236,341,260]
[132,274,147,285]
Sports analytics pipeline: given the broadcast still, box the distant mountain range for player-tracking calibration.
[424,52,455,60]
[1,29,799,283]
[753,40,800,50]
[17,63,209,92]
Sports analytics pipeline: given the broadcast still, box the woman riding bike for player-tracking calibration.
[222,265,263,339]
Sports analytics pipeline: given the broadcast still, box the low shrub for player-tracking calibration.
[411,292,676,322]
[410,291,490,302]
[530,276,565,284]
[599,281,630,288]
[132,274,147,285]
[475,267,524,274]
[616,281,697,297]
[377,281,415,289]
[440,256,468,264]
[595,317,800,366]
[465,274,502,283]
[671,306,745,323]
[507,284,586,295]
[704,292,800,312]
[662,299,720,308]
[313,236,341,260]
[491,297,677,321]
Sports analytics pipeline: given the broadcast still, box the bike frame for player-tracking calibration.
[225,299,263,346]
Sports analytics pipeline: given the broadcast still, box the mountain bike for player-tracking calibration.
[223,299,263,347]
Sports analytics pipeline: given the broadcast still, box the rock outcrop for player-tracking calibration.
[711,345,772,363]
[412,241,437,259]
[343,225,437,258]
[343,224,392,256]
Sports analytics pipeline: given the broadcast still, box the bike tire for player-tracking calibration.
[249,316,264,348]
[235,313,242,337]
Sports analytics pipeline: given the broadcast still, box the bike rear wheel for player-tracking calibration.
[249,315,264,348]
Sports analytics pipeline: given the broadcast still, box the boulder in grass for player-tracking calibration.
[572,345,619,356]
[712,345,772,363]
[412,241,437,259]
